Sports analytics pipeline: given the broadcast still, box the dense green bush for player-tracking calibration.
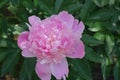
[0,0,120,80]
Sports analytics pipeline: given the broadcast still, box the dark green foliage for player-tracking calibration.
[68,59,92,80]
[0,0,120,80]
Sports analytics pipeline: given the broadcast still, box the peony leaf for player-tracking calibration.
[55,0,63,13]
[19,58,36,80]
[114,60,120,80]
[1,50,20,76]
[82,34,104,46]
[70,59,92,80]
[85,46,103,63]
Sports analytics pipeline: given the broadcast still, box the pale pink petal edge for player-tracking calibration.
[35,61,51,80]
[67,40,85,59]
[50,58,69,79]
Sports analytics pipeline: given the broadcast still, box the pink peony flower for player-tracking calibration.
[17,11,85,80]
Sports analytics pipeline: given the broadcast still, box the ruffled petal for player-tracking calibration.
[50,58,68,79]
[57,11,74,29]
[17,31,35,57]
[28,15,41,27]
[72,21,85,38]
[67,40,85,58]
[22,49,35,57]
[35,61,51,80]
[78,21,85,34]
[72,19,79,32]
[17,31,29,50]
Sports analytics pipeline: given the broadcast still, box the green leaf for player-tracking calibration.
[85,46,103,63]
[105,34,114,54]
[0,51,8,61]
[0,0,9,8]
[103,22,117,32]
[55,0,63,13]
[93,0,109,7]
[38,0,53,15]
[101,58,107,80]
[0,17,8,34]
[16,7,28,22]
[88,9,115,21]
[1,50,20,76]
[82,34,104,46]
[63,2,82,12]
[93,32,105,41]
[22,0,34,9]
[79,0,95,20]
[101,57,112,80]
[10,0,20,6]
[88,22,105,32]
[109,0,115,5]
[114,60,120,80]
[0,48,16,61]
[19,58,36,80]
[34,0,39,7]
[70,59,92,80]
[68,68,84,80]
[0,39,7,47]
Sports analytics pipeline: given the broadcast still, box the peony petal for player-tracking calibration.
[67,40,85,58]
[57,11,74,29]
[78,21,85,34]
[72,21,85,38]
[17,31,29,50]
[28,15,41,27]
[35,61,51,80]
[50,58,68,79]
[22,49,35,57]
[72,19,79,32]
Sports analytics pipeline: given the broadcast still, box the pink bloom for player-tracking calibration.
[17,11,85,80]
